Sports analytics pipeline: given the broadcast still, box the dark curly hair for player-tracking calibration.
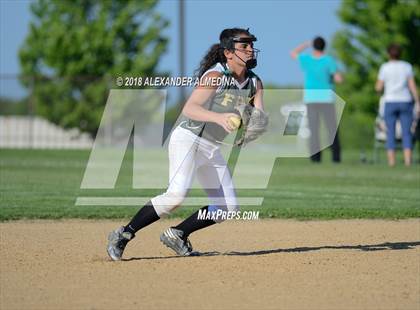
[387,43,401,60]
[194,28,252,78]
[313,36,326,51]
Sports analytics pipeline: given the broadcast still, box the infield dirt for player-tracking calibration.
[1,219,419,309]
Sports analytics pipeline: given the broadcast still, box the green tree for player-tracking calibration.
[333,0,419,115]
[19,0,169,136]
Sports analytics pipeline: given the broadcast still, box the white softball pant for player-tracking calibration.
[151,125,238,222]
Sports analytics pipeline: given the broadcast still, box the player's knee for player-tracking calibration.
[151,191,187,217]
[225,197,239,213]
[208,204,240,223]
[208,205,226,223]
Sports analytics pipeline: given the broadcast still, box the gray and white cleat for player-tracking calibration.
[107,226,134,261]
[160,227,194,256]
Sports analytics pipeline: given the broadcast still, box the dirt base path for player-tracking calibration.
[1,219,419,310]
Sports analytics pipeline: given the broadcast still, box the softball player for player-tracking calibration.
[107,27,264,260]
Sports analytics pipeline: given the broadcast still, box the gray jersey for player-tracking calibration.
[180,62,260,143]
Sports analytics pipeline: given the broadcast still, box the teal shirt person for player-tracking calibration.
[298,53,338,103]
[291,37,343,163]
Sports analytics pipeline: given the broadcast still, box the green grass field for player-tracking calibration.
[0,148,419,221]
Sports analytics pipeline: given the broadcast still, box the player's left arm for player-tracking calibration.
[235,79,268,146]
[253,79,264,111]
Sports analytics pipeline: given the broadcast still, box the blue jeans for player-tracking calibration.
[384,101,414,150]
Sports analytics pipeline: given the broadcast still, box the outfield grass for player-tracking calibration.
[0,148,419,221]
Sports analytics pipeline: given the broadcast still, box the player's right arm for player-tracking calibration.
[182,71,238,133]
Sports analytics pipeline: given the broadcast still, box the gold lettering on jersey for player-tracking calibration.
[221,93,235,106]
[236,95,246,106]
